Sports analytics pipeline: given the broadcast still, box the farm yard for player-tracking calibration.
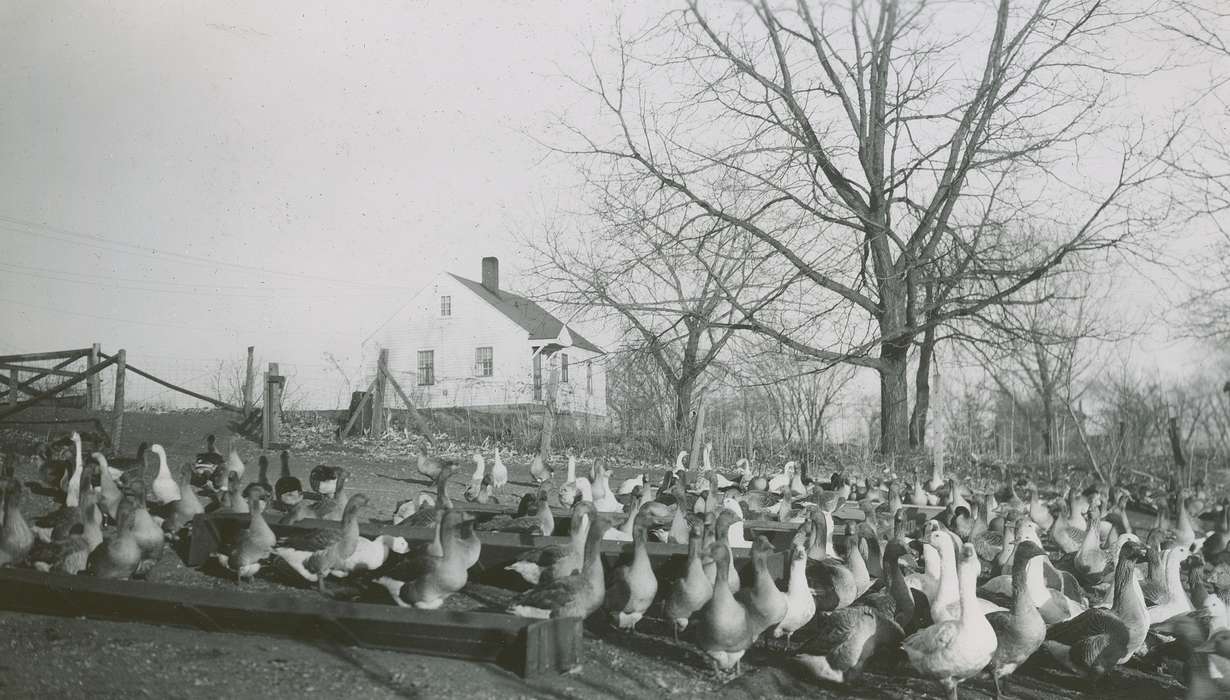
[0,404,1212,699]
[4,1,1230,700]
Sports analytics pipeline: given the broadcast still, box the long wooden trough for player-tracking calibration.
[451,499,863,546]
[0,567,580,677]
[188,513,788,579]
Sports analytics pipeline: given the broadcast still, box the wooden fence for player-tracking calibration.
[0,344,290,450]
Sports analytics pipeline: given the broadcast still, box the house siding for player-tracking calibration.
[362,273,608,416]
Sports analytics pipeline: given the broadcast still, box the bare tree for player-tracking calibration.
[963,272,1115,460]
[559,0,1177,454]
[528,185,776,454]
[738,342,855,457]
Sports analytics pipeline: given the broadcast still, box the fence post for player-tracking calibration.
[112,350,126,450]
[242,346,255,416]
[538,365,559,463]
[87,343,101,410]
[372,349,389,438]
[6,368,16,407]
[262,362,283,449]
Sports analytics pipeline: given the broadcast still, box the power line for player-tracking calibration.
[0,296,355,336]
[0,261,387,299]
[0,213,417,291]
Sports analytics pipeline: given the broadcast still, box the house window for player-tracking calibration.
[475,347,493,377]
[440,296,452,317]
[586,362,593,394]
[532,348,542,400]
[417,350,434,386]
[560,353,569,383]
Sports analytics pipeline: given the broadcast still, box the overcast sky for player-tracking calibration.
[0,1,1219,410]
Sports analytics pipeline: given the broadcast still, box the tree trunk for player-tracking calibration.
[879,346,911,455]
[672,376,694,457]
[909,325,936,448]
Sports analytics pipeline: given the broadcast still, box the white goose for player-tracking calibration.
[149,445,180,505]
[490,448,508,492]
[767,461,806,498]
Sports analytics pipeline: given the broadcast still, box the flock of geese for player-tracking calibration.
[2,434,1229,698]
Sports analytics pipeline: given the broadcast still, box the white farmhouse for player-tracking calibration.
[363,257,607,417]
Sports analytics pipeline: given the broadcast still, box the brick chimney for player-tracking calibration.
[482,256,499,293]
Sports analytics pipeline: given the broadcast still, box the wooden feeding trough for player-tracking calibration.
[188,512,787,579]
[0,567,579,677]
[453,499,863,548]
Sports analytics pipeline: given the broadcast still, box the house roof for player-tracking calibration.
[447,273,605,354]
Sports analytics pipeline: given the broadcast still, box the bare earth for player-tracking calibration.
[0,408,1189,699]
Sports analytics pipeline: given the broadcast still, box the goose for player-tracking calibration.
[193,434,225,480]
[803,510,858,611]
[255,455,272,493]
[592,466,623,513]
[416,444,456,484]
[1190,629,1230,700]
[101,441,146,482]
[160,464,206,539]
[528,453,552,485]
[33,462,95,543]
[604,487,649,542]
[86,495,141,579]
[214,470,248,514]
[557,450,579,506]
[490,447,508,492]
[664,515,713,640]
[617,470,650,498]
[695,443,736,491]
[466,452,486,500]
[212,486,276,583]
[1028,485,1054,531]
[772,541,816,649]
[713,508,743,593]
[767,461,805,498]
[1148,543,1197,625]
[30,502,102,575]
[274,450,304,507]
[376,509,477,609]
[736,535,788,641]
[606,501,673,631]
[273,493,370,594]
[464,473,496,505]
[1204,505,1230,562]
[852,537,923,633]
[903,543,998,700]
[311,470,348,520]
[309,463,342,496]
[669,450,688,477]
[720,497,753,548]
[1071,501,1114,589]
[489,488,554,536]
[508,508,609,619]
[398,465,454,532]
[695,541,754,676]
[59,432,84,501]
[986,540,1049,699]
[796,605,904,685]
[507,501,594,586]
[93,453,123,521]
[223,438,245,482]
[333,535,410,576]
[1051,489,1088,554]
[148,445,180,505]
[0,480,35,566]
[1042,539,1150,684]
[927,522,1005,621]
[128,484,165,577]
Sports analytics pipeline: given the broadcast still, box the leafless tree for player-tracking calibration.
[737,342,855,454]
[528,185,777,454]
[558,0,1178,454]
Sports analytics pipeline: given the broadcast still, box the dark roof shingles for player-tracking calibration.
[448,274,604,353]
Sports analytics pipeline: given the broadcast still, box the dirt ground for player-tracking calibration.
[0,407,1192,699]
